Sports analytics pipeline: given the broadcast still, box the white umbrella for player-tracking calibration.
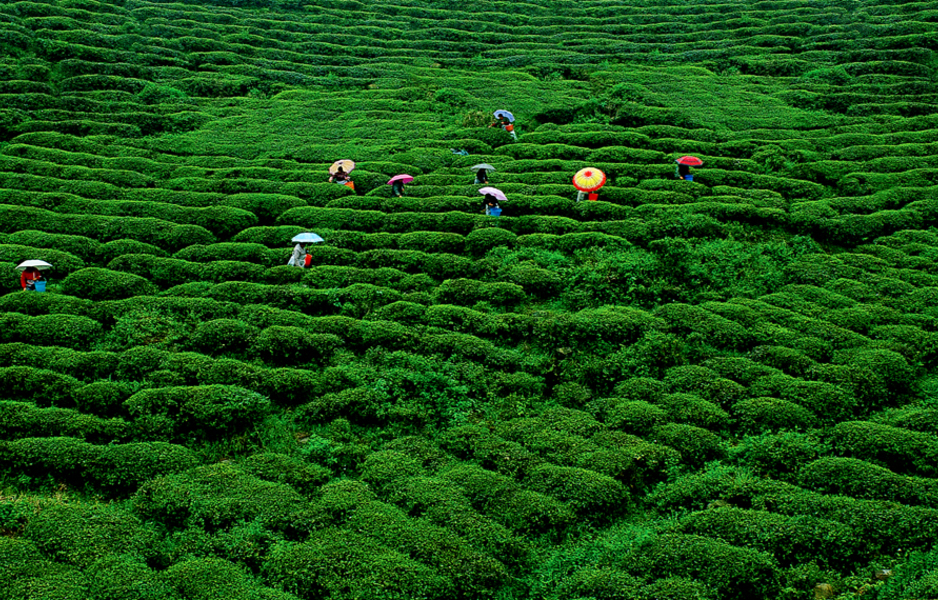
[15,260,52,271]
[291,232,325,244]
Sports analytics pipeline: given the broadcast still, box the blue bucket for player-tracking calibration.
[490,207,502,217]
[33,281,46,292]
[684,174,694,181]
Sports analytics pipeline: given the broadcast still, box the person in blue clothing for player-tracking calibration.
[483,193,499,216]
[676,163,693,181]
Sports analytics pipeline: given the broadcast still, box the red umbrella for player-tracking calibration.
[676,156,703,166]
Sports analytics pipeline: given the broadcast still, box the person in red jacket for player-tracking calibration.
[21,267,42,290]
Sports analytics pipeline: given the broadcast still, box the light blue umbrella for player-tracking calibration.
[493,110,514,122]
[291,232,324,244]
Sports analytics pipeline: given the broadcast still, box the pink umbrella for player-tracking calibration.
[478,186,506,201]
[387,174,414,185]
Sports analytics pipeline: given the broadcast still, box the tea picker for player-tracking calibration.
[329,159,356,191]
[387,174,413,197]
[479,186,506,216]
[471,163,495,184]
[288,232,324,268]
[675,155,703,181]
[490,110,517,140]
[16,260,52,291]
[573,167,606,202]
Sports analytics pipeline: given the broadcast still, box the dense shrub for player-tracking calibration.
[251,327,343,366]
[61,267,157,300]
[89,441,201,495]
[124,385,272,440]
[651,423,725,468]
[799,457,938,506]
[263,528,454,600]
[675,507,860,570]
[189,318,260,355]
[826,420,938,476]
[134,463,307,530]
[525,463,629,518]
[23,502,159,568]
[626,533,780,600]
[732,397,816,434]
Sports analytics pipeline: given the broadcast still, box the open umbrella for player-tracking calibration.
[387,174,414,185]
[573,167,606,192]
[330,159,355,174]
[479,187,506,202]
[493,110,514,123]
[292,232,324,244]
[15,260,53,272]
[676,156,703,166]
[470,164,496,172]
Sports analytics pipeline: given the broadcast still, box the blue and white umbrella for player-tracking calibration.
[493,110,514,122]
[291,232,324,244]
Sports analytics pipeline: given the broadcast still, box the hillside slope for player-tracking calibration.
[2,1,938,599]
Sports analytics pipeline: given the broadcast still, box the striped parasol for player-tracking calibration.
[572,167,606,192]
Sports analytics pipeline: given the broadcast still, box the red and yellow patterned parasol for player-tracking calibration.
[572,167,606,192]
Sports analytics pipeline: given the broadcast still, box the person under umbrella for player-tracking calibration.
[387,174,413,197]
[674,156,703,181]
[16,260,52,291]
[471,163,495,184]
[490,110,517,140]
[330,165,350,184]
[483,193,500,216]
[20,266,43,291]
[479,186,507,216]
[287,243,305,268]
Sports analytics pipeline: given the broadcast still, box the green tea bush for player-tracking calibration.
[799,457,937,506]
[525,463,629,518]
[0,313,103,350]
[23,502,159,568]
[124,385,272,440]
[440,463,575,534]
[0,365,81,407]
[749,375,856,423]
[626,533,780,600]
[651,423,725,468]
[189,318,260,356]
[0,401,127,443]
[657,393,731,432]
[263,528,454,600]
[732,397,816,434]
[89,441,201,495]
[825,421,938,477]
[240,452,331,496]
[730,431,825,481]
[134,463,307,530]
[96,238,168,264]
[675,507,860,570]
[60,266,157,300]
[432,278,526,310]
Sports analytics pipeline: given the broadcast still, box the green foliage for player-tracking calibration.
[263,528,455,600]
[124,385,272,441]
[23,502,159,568]
[61,267,157,301]
[134,463,308,530]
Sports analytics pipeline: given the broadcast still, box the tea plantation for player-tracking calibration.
[3,0,938,598]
